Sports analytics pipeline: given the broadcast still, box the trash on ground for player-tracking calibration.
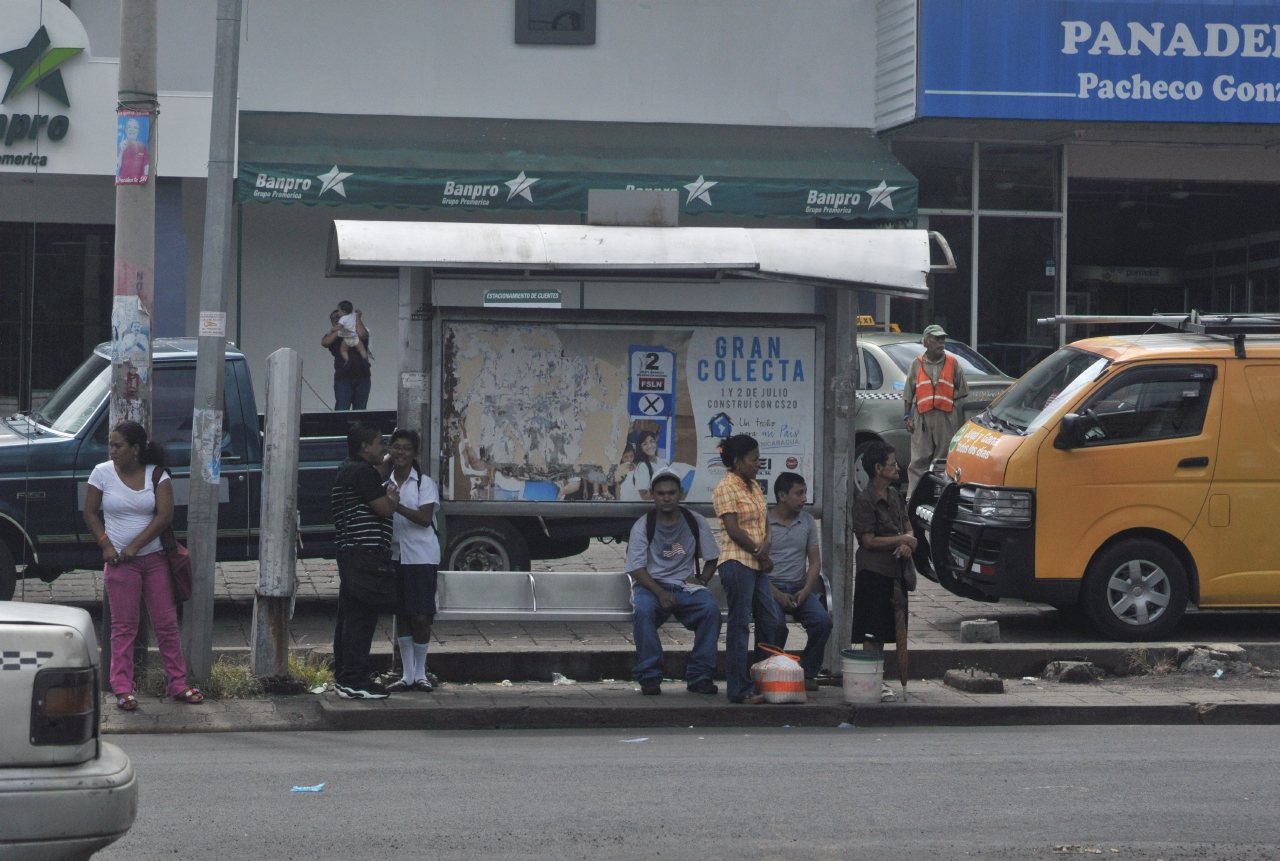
[291,783,325,792]
[620,737,649,743]
[310,683,330,694]
[602,678,616,683]
[1042,661,1104,684]
[1052,846,1102,854]
[498,680,513,687]
[1022,676,1038,681]
[837,722,853,728]
[1213,668,1225,679]
[551,672,576,685]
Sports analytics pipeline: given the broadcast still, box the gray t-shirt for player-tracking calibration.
[625,510,719,587]
[766,509,820,585]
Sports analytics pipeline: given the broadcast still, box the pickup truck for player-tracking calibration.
[0,339,625,600]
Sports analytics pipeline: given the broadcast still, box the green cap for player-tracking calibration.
[922,324,948,338]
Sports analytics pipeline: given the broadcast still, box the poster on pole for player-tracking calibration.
[441,322,816,504]
[115,109,150,185]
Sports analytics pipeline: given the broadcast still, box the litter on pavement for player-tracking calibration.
[291,784,325,792]
[619,737,649,743]
[551,673,576,685]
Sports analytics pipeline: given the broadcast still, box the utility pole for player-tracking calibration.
[251,349,302,679]
[822,288,858,673]
[102,0,158,689]
[182,0,242,683]
[110,0,157,430]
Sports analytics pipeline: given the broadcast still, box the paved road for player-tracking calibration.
[100,727,1280,860]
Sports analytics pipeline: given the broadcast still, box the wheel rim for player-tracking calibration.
[450,536,511,571]
[1106,559,1171,626]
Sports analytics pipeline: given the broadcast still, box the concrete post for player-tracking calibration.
[397,267,429,438]
[251,349,302,678]
[822,288,859,672]
[109,0,157,430]
[183,0,242,683]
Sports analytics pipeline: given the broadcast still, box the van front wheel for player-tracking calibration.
[1082,539,1188,641]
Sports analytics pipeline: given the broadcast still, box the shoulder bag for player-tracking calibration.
[152,466,193,603]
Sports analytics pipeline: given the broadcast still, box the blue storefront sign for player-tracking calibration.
[920,0,1280,123]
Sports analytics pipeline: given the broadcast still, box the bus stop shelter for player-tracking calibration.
[326,218,951,670]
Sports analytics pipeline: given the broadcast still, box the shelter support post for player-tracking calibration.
[822,288,858,672]
[397,267,430,440]
[251,348,301,679]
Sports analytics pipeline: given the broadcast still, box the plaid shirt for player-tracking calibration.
[713,472,768,570]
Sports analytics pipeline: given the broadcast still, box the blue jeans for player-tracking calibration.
[718,560,785,701]
[334,376,371,410]
[631,583,722,684]
[769,583,833,679]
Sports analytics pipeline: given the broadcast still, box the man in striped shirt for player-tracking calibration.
[331,421,399,699]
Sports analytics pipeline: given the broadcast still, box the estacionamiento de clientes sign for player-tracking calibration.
[920,0,1280,123]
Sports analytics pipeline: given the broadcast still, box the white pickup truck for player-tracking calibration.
[0,603,137,860]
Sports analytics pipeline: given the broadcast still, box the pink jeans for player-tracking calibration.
[104,551,190,697]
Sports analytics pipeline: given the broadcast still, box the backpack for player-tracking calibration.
[644,506,704,564]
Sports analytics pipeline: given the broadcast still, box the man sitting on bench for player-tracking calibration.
[627,467,722,696]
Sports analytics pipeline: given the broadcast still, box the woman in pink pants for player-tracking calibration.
[83,420,202,710]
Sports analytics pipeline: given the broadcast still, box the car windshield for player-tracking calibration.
[880,341,1002,376]
[33,353,110,435]
[988,347,1110,434]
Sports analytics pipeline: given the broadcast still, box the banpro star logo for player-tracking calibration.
[866,180,900,211]
[684,175,717,206]
[317,165,352,198]
[0,25,82,107]
[505,170,539,202]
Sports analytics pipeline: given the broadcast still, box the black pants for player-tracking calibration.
[333,578,381,689]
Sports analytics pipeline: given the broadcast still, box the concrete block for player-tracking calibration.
[943,668,1004,693]
[959,619,1000,644]
[1043,661,1103,683]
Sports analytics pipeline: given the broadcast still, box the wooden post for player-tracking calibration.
[397,267,429,438]
[822,288,858,672]
[250,348,302,678]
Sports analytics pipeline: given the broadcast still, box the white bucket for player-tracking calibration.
[841,648,884,705]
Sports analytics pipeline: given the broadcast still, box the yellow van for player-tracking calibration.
[911,319,1280,641]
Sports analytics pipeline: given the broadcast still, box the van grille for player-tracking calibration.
[948,531,1002,568]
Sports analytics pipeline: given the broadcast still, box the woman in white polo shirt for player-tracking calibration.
[384,429,440,692]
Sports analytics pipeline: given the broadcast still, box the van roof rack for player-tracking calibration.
[1035,311,1280,358]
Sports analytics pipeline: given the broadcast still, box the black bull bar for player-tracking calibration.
[906,469,999,604]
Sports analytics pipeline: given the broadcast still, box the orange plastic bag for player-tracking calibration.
[750,644,806,704]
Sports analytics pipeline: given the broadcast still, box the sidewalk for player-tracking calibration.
[101,672,1280,734]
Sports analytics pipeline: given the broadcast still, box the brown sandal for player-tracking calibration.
[116,694,138,711]
[174,687,204,704]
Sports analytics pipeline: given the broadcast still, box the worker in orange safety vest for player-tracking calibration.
[902,324,968,496]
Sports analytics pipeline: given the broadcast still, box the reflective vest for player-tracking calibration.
[914,353,957,413]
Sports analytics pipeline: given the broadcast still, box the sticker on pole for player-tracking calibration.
[198,311,226,338]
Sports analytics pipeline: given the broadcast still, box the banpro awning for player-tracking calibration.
[327,220,955,299]
[238,113,918,224]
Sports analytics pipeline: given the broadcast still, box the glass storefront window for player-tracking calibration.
[979,144,1059,212]
[977,217,1059,377]
[890,141,972,210]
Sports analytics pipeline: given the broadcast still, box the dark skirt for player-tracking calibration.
[398,563,438,616]
[851,569,905,644]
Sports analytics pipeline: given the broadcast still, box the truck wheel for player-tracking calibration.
[445,518,531,572]
[1082,539,1188,641]
[0,541,15,601]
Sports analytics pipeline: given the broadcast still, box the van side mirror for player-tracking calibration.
[1056,413,1085,449]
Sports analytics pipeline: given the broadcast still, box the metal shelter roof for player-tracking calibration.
[327,221,948,298]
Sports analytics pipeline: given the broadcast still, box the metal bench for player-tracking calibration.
[433,570,828,622]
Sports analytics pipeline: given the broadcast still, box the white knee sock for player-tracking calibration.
[397,636,415,683]
[413,641,430,682]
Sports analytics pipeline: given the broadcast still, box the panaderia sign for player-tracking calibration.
[921,0,1280,123]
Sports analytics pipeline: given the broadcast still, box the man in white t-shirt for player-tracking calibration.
[626,468,721,696]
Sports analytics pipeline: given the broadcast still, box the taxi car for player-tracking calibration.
[912,315,1280,640]
[0,602,137,859]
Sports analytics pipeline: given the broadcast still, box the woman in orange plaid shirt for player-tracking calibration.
[712,434,785,704]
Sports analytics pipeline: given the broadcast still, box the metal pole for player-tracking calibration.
[183,0,242,683]
[251,349,301,678]
[969,141,980,351]
[822,287,858,672]
[1058,144,1069,347]
[110,0,157,431]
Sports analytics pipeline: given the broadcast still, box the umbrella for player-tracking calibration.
[892,560,910,692]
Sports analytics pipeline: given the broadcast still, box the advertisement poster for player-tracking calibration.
[115,110,150,185]
[442,322,817,504]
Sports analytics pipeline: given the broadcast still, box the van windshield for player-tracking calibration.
[33,354,110,435]
[988,347,1109,434]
